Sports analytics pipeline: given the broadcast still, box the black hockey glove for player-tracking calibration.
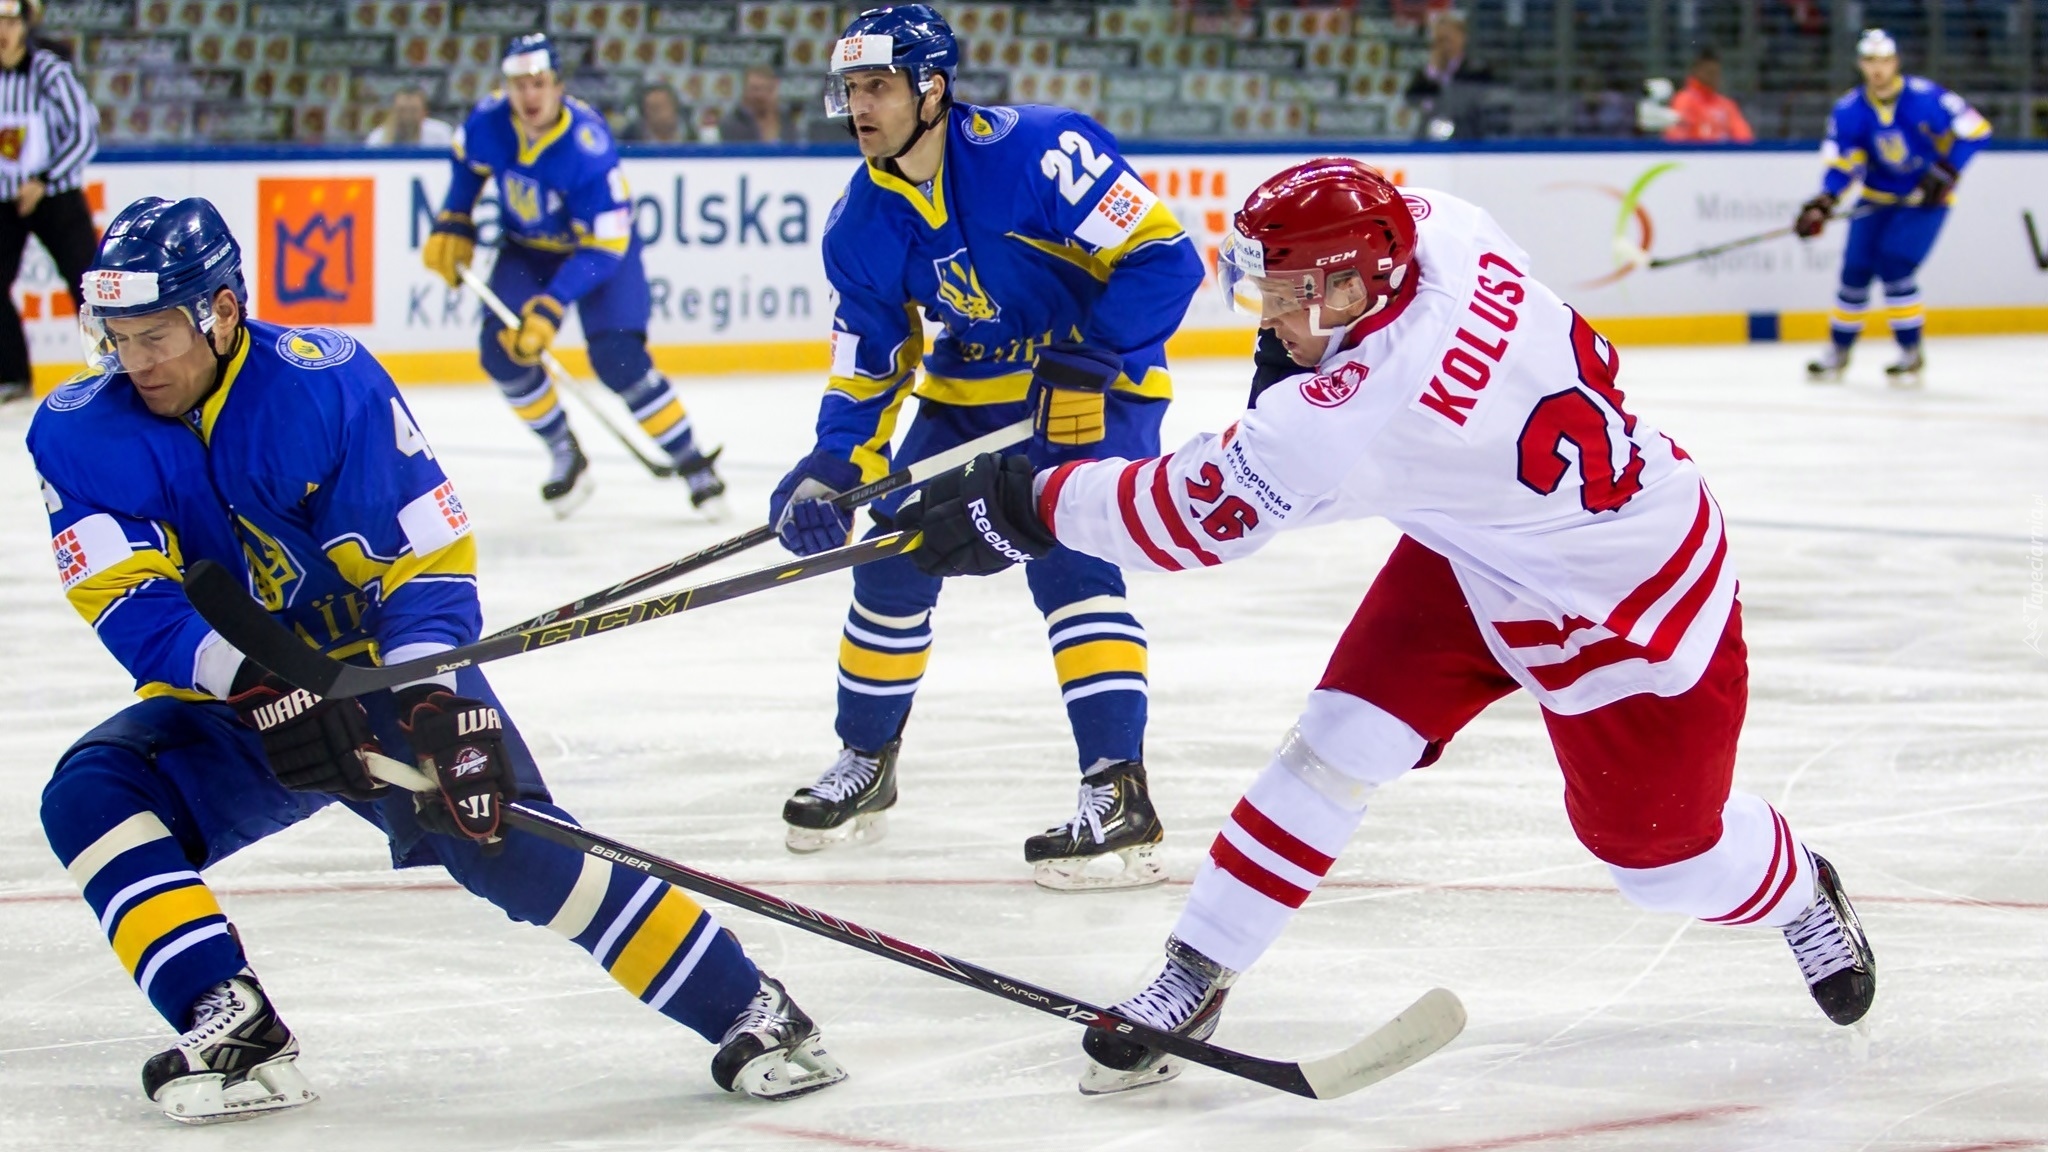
[397,687,510,850]
[896,452,1057,578]
[227,663,385,800]
[1908,161,1958,207]
[1793,193,1836,239]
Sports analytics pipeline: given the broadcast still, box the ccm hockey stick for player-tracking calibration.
[182,531,918,699]
[1625,207,1872,271]
[491,415,1033,636]
[361,750,1465,1099]
[457,263,682,479]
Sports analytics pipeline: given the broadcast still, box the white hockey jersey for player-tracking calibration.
[1037,187,1734,716]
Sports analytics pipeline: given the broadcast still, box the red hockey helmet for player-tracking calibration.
[1219,158,1418,335]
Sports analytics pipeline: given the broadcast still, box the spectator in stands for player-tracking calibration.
[1664,48,1754,143]
[1405,8,1495,141]
[365,85,454,147]
[622,83,689,144]
[0,0,95,403]
[718,67,787,143]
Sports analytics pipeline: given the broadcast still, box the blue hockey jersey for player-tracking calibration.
[1820,76,1992,204]
[28,321,479,700]
[817,103,1204,481]
[442,93,635,305]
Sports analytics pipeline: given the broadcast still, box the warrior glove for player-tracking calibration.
[422,212,477,289]
[896,453,1056,578]
[398,688,511,850]
[1908,161,1958,207]
[227,664,384,800]
[498,295,564,367]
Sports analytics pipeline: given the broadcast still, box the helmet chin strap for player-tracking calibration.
[880,81,950,172]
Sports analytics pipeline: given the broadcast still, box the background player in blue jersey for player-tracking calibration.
[767,6,1205,890]
[30,197,843,1123]
[1795,28,1991,388]
[424,33,726,516]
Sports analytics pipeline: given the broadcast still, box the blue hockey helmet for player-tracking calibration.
[824,5,959,118]
[79,196,246,373]
[502,31,560,77]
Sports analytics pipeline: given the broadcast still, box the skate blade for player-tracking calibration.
[784,811,888,854]
[733,1035,848,1101]
[1078,1052,1184,1096]
[1033,842,1166,893]
[1805,370,1847,385]
[157,1058,318,1124]
[692,493,732,523]
[1885,371,1923,390]
[545,479,597,520]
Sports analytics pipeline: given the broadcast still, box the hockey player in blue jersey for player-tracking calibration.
[424,33,726,516]
[30,197,843,1123]
[1796,27,1991,387]
[767,6,1205,890]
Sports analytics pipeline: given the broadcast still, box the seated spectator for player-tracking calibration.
[622,83,689,144]
[1404,8,1495,141]
[1664,48,1754,143]
[365,85,454,147]
[719,67,787,143]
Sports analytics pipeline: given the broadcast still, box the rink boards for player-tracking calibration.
[17,142,2048,388]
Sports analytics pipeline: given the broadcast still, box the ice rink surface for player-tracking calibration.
[0,336,2043,1151]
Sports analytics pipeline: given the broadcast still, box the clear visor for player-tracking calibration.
[80,303,208,376]
[823,66,931,118]
[1218,253,1325,322]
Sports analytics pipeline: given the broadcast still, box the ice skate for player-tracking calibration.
[0,380,29,405]
[1783,852,1876,1025]
[541,432,593,518]
[1883,346,1924,389]
[1806,344,1850,384]
[783,739,898,853]
[678,446,729,521]
[141,972,316,1124]
[711,974,847,1100]
[1079,936,1237,1095]
[1025,759,1166,892]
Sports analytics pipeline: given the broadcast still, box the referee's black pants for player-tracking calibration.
[0,187,96,387]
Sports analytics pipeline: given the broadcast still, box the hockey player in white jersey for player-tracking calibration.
[897,159,1877,1093]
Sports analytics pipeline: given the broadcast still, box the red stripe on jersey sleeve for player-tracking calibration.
[1228,798,1336,876]
[1115,459,1182,572]
[1606,488,1712,638]
[1036,461,1085,537]
[1148,457,1223,568]
[1209,834,1312,909]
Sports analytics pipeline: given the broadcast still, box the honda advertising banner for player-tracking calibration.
[16,145,2046,387]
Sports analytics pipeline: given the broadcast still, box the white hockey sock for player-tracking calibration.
[1172,691,1427,972]
[1607,791,1817,928]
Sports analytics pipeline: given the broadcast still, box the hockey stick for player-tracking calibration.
[491,415,1033,636]
[457,263,682,479]
[1634,208,1871,271]
[182,531,919,700]
[360,750,1464,1099]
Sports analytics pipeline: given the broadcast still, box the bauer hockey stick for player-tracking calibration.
[457,263,682,479]
[182,531,920,700]
[491,414,1034,636]
[359,750,1465,1099]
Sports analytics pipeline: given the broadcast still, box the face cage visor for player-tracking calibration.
[79,295,216,376]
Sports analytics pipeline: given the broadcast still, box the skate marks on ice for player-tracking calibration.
[1,343,2045,1149]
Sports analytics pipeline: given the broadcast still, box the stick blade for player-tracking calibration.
[181,559,343,696]
[1298,987,1466,1100]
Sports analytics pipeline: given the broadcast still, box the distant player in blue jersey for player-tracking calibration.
[29,197,843,1123]
[1796,27,1991,387]
[766,6,1205,890]
[424,33,726,517]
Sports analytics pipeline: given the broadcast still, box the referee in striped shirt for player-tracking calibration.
[0,0,95,402]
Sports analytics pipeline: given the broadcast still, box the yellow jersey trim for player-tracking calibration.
[916,364,1173,406]
[197,333,252,446]
[1006,233,1112,283]
[864,153,948,230]
[515,106,573,168]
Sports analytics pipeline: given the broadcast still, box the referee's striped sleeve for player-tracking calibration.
[34,50,96,193]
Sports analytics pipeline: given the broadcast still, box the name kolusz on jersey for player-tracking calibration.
[249,688,323,731]
[968,498,1036,562]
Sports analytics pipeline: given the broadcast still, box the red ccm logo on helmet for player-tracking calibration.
[1300,360,1369,408]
